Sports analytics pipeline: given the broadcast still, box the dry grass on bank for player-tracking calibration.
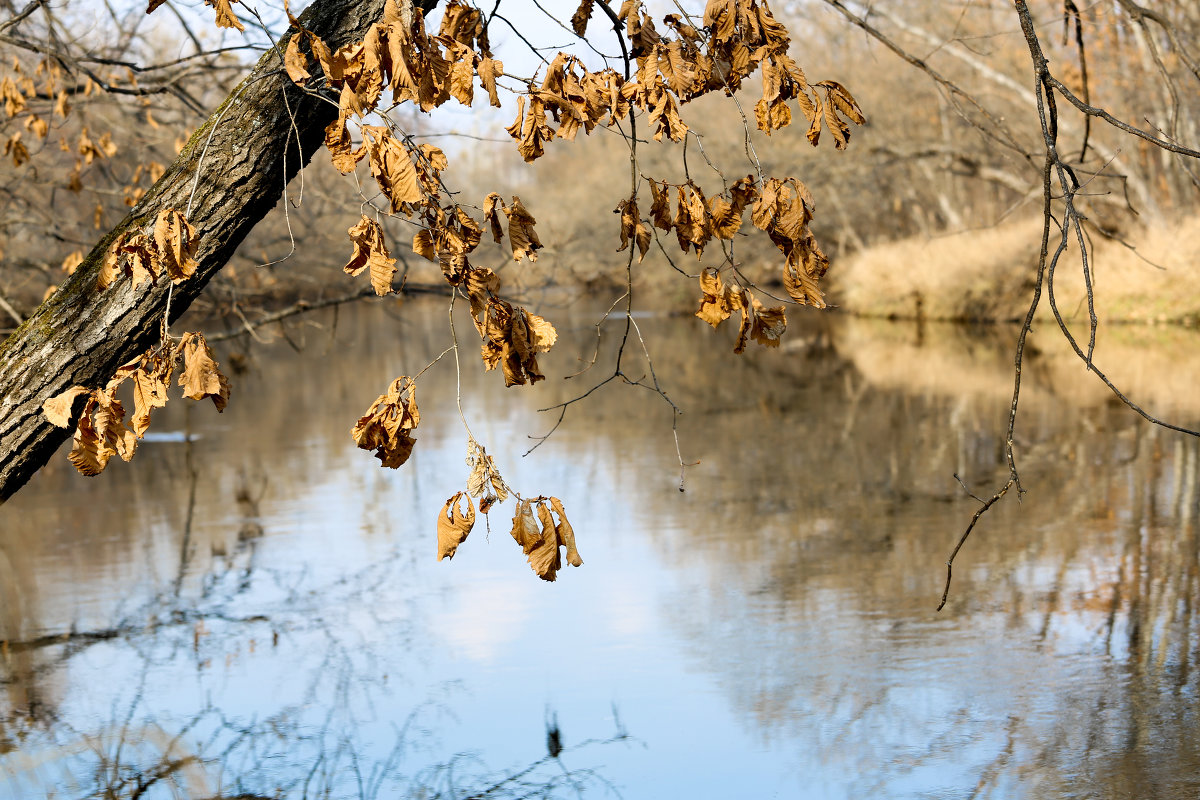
[829,217,1200,325]
[834,316,1200,419]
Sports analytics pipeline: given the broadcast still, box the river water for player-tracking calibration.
[2,296,1200,799]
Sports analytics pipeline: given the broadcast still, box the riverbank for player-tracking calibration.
[827,216,1200,325]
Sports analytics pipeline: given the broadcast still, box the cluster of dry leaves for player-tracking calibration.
[52,0,862,579]
[2,50,176,279]
[43,331,229,476]
[98,208,199,289]
[282,0,863,578]
[283,0,556,391]
[279,0,583,579]
[437,486,583,582]
[41,207,230,476]
[349,371,585,579]
[2,55,115,178]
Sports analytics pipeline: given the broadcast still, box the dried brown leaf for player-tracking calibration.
[503,195,542,262]
[204,0,244,32]
[362,125,423,212]
[413,229,436,261]
[477,56,503,107]
[437,492,475,561]
[284,34,311,85]
[343,215,397,296]
[177,332,230,411]
[324,113,364,173]
[648,178,672,231]
[549,497,583,568]
[351,376,420,468]
[482,191,504,243]
[571,0,593,36]
[695,268,730,328]
[153,208,198,282]
[750,295,787,347]
[43,385,91,427]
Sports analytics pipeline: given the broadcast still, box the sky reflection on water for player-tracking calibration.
[3,298,1200,798]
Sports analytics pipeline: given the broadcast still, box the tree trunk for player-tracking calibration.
[0,0,390,502]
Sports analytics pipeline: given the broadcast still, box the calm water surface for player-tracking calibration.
[3,297,1200,798]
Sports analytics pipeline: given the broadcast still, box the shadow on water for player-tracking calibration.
[3,296,1200,797]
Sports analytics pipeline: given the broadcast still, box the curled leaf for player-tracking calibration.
[550,497,583,568]
[343,215,397,296]
[466,436,510,511]
[43,386,91,428]
[437,491,476,561]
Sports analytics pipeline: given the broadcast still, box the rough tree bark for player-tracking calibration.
[0,0,404,501]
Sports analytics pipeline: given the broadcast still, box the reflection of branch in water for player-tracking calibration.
[207,283,452,344]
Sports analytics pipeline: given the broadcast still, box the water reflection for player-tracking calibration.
[2,297,1200,798]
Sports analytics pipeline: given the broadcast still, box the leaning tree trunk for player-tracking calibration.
[0,0,391,502]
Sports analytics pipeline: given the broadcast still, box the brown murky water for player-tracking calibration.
[2,296,1200,798]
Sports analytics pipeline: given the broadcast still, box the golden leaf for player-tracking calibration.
[4,132,28,167]
[479,300,554,386]
[43,386,91,427]
[437,492,475,561]
[351,376,419,468]
[177,332,231,411]
[730,285,753,354]
[615,197,637,254]
[1,76,25,118]
[97,240,121,290]
[528,501,563,580]
[343,215,397,296]
[25,114,47,139]
[524,311,557,353]
[66,390,138,476]
[660,40,699,97]
[464,266,500,334]
[647,88,688,142]
[784,261,826,308]
[817,80,865,150]
[708,195,743,239]
[510,499,541,554]
[674,183,712,256]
